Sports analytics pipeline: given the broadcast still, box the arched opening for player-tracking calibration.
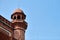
[13,16,16,20]
[17,15,21,19]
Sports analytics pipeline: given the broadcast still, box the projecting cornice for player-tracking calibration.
[0,15,13,29]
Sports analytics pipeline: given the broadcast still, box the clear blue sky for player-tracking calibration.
[0,0,60,40]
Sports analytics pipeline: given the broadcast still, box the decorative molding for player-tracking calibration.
[0,26,12,37]
[0,19,13,29]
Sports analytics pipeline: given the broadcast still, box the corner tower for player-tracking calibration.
[11,8,27,40]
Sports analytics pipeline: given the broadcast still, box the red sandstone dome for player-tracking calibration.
[11,8,26,19]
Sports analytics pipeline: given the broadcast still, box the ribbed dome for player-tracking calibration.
[13,8,23,13]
